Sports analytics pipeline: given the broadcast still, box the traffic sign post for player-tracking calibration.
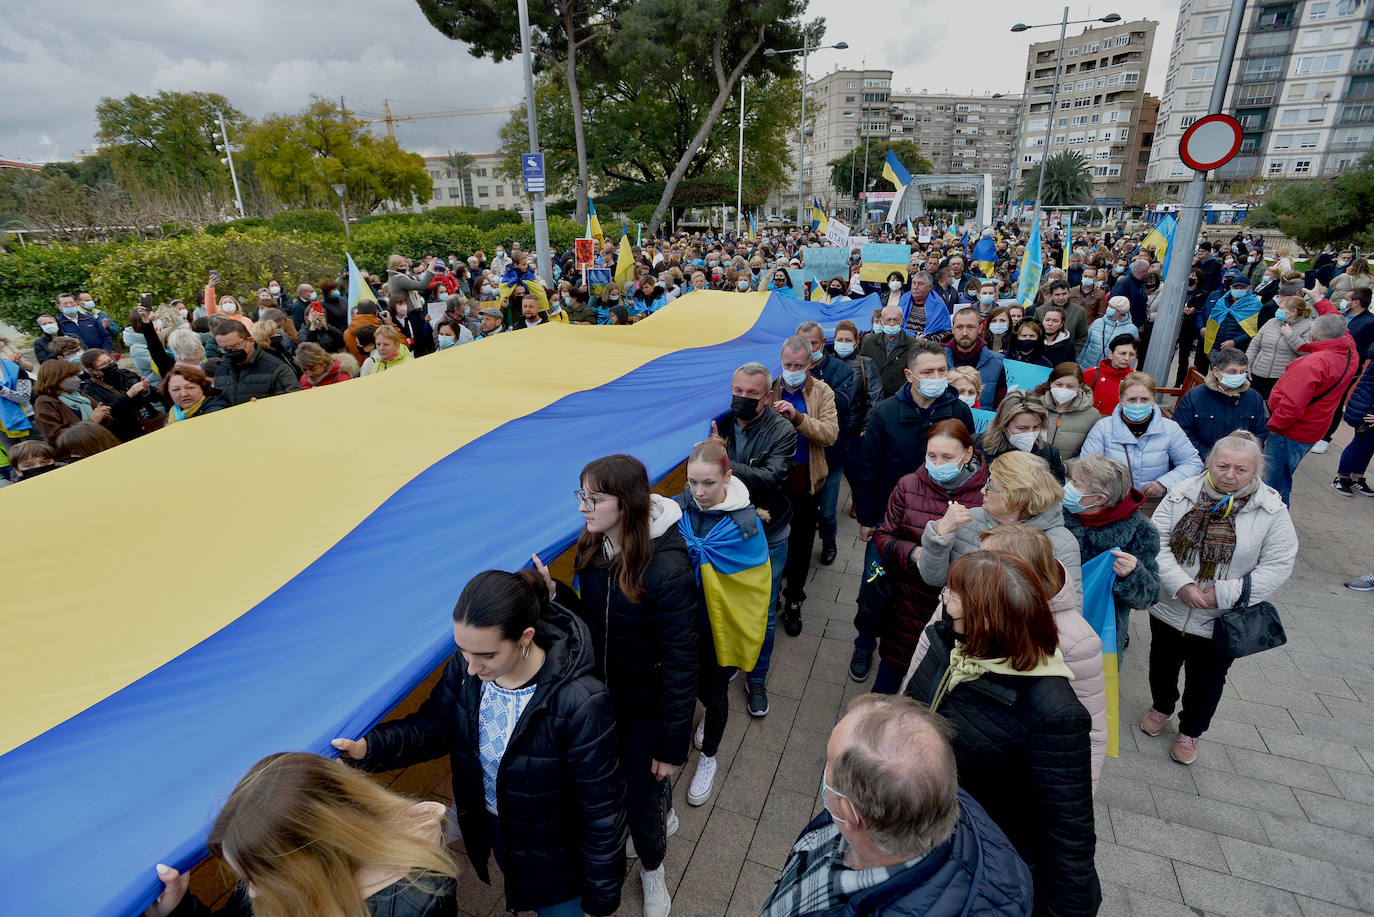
[521,153,546,194]
[1178,114,1243,173]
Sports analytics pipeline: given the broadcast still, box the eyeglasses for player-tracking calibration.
[574,488,607,510]
[983,480,1003,494]
[939,588,958,607]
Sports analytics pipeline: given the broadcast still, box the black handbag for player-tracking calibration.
[1209,574,1286,658]
[854,542,896,634]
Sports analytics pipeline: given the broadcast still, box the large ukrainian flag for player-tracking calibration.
[882,148,914,190]
[0,291,881,917]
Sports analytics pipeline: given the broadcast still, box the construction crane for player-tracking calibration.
[353,100,516,139]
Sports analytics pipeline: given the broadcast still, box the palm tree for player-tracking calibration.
[1019,151,1093,207]
[442,150,476,204]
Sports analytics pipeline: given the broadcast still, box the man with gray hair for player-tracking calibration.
[760,695,1032,917]
[711,360,797,717]
[1263,312,1360,504]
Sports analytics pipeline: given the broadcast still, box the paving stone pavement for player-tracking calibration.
[330,432,1374,917]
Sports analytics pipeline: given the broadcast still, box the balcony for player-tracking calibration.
[1339,103,1374,124]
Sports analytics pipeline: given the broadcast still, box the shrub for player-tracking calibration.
[628,204,657,225]
[0,243,114,333]
[346,221,490,275]
[205,217,269,236]
[426,206,483,225]
[470,209,525,231]
[268,209,345,235]
[485,216,581,254]
[88,230,342,316]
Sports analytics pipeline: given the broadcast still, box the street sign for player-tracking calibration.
[1179,114,1243,173]
[521,152,546,193]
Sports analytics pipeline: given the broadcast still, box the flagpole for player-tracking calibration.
[1030,7,1070,242]
[736,77,746,237]
[517,0,553,288]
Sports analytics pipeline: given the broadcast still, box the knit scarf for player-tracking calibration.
[58,389,94,420]
[1169,474,1260,582]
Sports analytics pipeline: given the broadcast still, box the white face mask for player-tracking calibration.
[221,302,238,314]
[1008,430,1039,452]
[1050,385,1078,405]
[888,280,902,291]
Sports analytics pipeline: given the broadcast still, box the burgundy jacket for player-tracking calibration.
[872,457,989,670]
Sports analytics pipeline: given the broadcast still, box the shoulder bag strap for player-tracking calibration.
[1308,349,1354,407]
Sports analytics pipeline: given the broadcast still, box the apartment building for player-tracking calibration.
[1014,19,1159,214]
[1148,0,1374,192]
[776,68,1020,219]
[406,152,529,213]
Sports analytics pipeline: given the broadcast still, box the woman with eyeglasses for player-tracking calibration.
[973,390,1065,483]
[569,454,697,917]
[904,551,1100,917]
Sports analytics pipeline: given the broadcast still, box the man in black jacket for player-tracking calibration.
[798,320,853,565]
[715,361,796,718]
[850,339,973,681]
[859,304,915,398]
[213,322,301,405]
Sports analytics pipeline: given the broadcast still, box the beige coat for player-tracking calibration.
[770,374,838,494]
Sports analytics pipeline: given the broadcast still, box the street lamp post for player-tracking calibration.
[213,113,246,220]
[331,182,350,240]
[736,77,746,236]
[765,38,848,226]
[1011,10,1121,234]
[517,0,553,288]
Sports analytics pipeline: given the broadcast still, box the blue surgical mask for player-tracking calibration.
[1122,402,1154,422]
[1274,309,1287,322]
[1220,372,1246,389]
[871,321,883,333]
[782,368,807,388]
[811,348,824,363]
[834,341,855,357]
[881,323,901,336]
[958,393,977,407]
[1340,300,1351,314]
[989,321,1009,335]
[917,378,947,399]
[926,458,962,483]
[980,293,996,305]
[1062,481,1093,514]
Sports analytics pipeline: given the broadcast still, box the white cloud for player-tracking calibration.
[0,0,1180,165]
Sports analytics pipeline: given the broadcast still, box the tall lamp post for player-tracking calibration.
[764,38,848,226]
[517,0,553,288]
[1011,10,1121,234]
[331,182,350,240]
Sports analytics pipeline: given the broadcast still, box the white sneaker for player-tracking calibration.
[687,755,718,806]
[626,808,679,858]
[1311,440,1330,454]
[694,720,705,751]
[641,864,672,917]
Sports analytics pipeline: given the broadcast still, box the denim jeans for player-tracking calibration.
[816,465,845,543]
[1262,432,1312,505]
[748,529,790,688]
[1338,430,1374,478]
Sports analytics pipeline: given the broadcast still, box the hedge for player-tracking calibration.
[0,212,585,333]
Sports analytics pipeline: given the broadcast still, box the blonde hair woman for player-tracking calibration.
[945,366,983,408]
[916,450,1082,597]
[145,752,456,917]
[973,389,1065,482]
[363,324,412,375]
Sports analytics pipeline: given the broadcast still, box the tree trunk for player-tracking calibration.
[646,26,765,235]
[563,8,590,228]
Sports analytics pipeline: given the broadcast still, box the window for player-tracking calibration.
[1123,71,1140,85]
[845,80,858,88]
[1238,82,1278,105]
[1290,82,1308,100]
[1192,65,1217,82]
[1196,40,1217,58]
[1119,128,1130,141]
[1299,133,1319,148]
[1097,149,1111,159]
[1294,159,1312,173]
[1180,114,1199,129]
[1171,162,1190,176]
[1077,79,1093,91]
[1201,15,1221,31]
[431,187,442,201]
[1258,6,1295,29]
[1117,35,1130,46]
[844,95,856,102]
[1274,133,1293,149]
[1072,114,1089,126]
[1090,113,1100,123]
[1060,99,1073,109]
[495,186,504,197]
[1269,160,1285,174]
[1238,107,1269,130]
[1084,41,1099,53]
[1074,97,1093,108]
[477,186,489,197]
[1309,1,1329,20]
[1242,57,1284,80]
[1301,26,1352,48]
[1068,47,1080,57]
[1295,55,1342,75]
[863,78,891,88]
[1057,117,1068,127]
[1054,134,1066,145]
[1336,0,1357,14]
[478,168,487,177]
[1186,92,1203,105]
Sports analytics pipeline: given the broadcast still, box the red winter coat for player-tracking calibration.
[428,273,460,296]
[299,360,352,389]
[872,457,989,670]
[1268,333,1359,442]
[1083,360,1132,415]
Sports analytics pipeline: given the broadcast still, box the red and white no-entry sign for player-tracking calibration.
[1179,114,1244,172]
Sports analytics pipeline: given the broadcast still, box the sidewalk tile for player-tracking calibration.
[1293,788,1374,840]
[1256,727,1373,774]
[1109,808,1228,871]
[1188,766,1306,817]
[1093,839,1183,902]
[1173,862,1303,917]
[1219,836,1374,909]
[714,747,782,820]
[1225,746,1342,795]
[727,861,781,917]
[1097,771,1161,818]
[1256,811,1374,874]
[1149,784,1270,845]
[748,786,815,868]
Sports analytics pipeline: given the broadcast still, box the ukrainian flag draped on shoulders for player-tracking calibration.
[970,231,999,279]
[1204,286,1263,353]
[675,478,770,670]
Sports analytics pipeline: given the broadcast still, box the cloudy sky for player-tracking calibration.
[1,0,1181,166]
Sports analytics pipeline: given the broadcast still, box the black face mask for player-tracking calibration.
[18,462,58,479]
[731,394,760,421]
[829,286,844,296]
[223,347,249,365]
[100,365,121,384]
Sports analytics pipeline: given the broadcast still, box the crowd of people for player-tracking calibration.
[5,218,1355,917]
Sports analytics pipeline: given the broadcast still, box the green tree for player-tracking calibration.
[441,151,476,205]
[1246,155,1374,249]
[613,0,819,233]
[415,0,631,227]
[496,66,799,201]
[95,91,243,199]
[238,98,431,213]
[829,140,934,202]
[1018,151,1093,207]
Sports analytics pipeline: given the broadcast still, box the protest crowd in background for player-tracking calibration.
[14,208,1367,917]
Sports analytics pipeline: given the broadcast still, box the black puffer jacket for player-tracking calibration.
[906,620,1100,917]
[169,875,458,917]
[359,603,628,916]
[212,347,300,405]
[574,495,699,766]
[81,368,162,441]
[858,384,975,528]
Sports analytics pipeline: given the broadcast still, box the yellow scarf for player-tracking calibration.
[929,644,1073,712]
